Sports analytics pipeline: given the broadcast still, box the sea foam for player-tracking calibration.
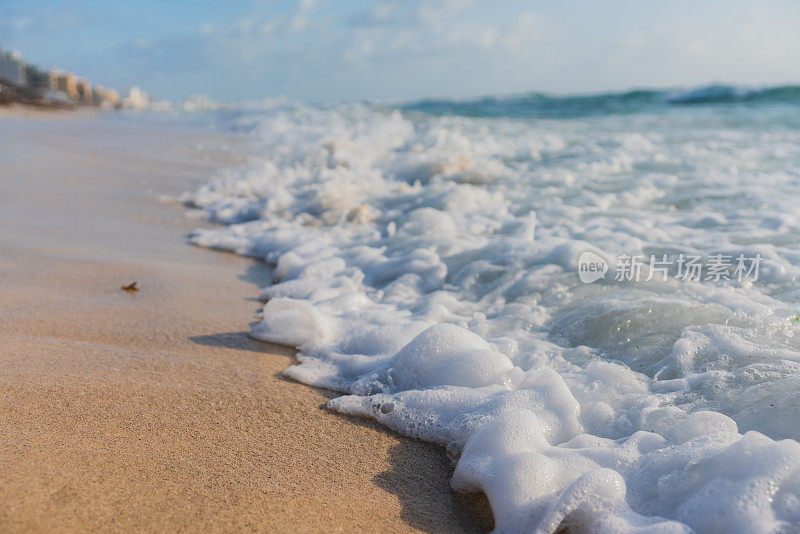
[187,96,800,532]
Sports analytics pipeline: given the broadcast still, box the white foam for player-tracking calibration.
[188,100,800,532]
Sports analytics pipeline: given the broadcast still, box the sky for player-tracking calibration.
[2,0,800,103]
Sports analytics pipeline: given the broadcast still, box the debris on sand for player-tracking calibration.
[121,281,139,292]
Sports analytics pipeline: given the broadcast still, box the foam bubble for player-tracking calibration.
[189,99,800,532]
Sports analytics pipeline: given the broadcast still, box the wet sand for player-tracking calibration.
[0,113,492,532]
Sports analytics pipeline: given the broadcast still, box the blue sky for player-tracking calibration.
[2,0,800,103]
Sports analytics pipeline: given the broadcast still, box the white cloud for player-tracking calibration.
[608,5,800,87]
[369,1,401,24]
[415,0,475,24]
[200,0,323,41]
[341,1,551,67]
[288,0,322,32]
[39,0,799,103]
[499,13,548,51]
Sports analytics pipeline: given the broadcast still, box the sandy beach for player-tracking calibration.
[0,112,492,532]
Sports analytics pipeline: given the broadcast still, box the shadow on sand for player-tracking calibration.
[188,255,495,532]
[323,409,495,533]
[189,330,290,354]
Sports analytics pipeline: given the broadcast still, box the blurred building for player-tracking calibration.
[1,45,125,108]
[0,50,27,87]
[121,86,150,110]
[92,85,119,108]
[76,79,92,104]
[25,65,56,90]
[56,72,79,100]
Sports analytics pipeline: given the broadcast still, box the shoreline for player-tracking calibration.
[0,102,84,116]
[0,112,492,532]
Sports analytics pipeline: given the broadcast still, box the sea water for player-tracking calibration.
[186,86,800,532]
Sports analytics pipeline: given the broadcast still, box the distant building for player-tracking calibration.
[121,86,150,110]
[56,72,79,100]
[76,79,92,104]
[25,65,55,90]
[1,48,125,108]
[48,69,60,90]
[92,86,119,108]
[0,51,27,87]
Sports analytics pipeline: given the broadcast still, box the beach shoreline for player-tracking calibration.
[0,112,492,532]
[0,102,88,117]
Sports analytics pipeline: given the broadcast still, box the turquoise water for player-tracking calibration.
[401,84,800,119]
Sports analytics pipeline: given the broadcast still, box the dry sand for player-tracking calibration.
[0,112,492,532]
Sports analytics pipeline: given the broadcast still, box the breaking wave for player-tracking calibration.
[402,84,800,118]
[186,93,800,532]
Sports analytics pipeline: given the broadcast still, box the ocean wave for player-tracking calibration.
[187,99,800,532]
[402,84,800,118]
[666,84,800,105]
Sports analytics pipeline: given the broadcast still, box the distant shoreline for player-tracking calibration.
[0,81,80,111]
[0,102,102,118]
